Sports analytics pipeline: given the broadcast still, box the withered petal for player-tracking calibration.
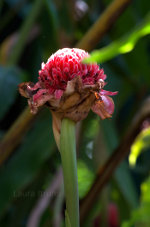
[101,95,115,115]
[91,94,115,119]
[91,100,112,119]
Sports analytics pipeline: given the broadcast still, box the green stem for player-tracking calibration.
[60,118,79,227]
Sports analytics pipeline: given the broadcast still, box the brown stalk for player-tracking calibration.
[80,98,150,223]
[0,0,132,165]
[76,0,132,51]
[0,107,40,165]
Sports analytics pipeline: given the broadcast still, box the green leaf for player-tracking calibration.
[129,127,150,167]
[77,160,94,199]
[0,66,24,120]
[83,13,150,63]
[122,176,150,227]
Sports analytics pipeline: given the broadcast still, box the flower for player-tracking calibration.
[19,48,117,147]
[19,48,117,121]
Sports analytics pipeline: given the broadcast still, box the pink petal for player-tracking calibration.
[100,74,107,80]
[31,90,52,113]
[54,89,64,99]
[101,95,115,115]
[33,89,47,102]
[91,95,115,119]
[100,89,118,96]
[27,82,41,91]
[98,69,106,80]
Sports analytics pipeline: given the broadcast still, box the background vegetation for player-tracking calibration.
[0,0,150,226]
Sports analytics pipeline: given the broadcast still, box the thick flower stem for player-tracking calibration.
[60,118,79,227]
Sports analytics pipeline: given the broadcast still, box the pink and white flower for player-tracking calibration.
[19,48,117,121]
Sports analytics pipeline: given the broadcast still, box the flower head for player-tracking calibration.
[19,48,117,147]
[19,48,117,121]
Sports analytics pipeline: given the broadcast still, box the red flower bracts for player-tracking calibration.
[19,48,117,122]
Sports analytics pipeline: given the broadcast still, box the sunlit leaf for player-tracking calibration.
[83,13,150,63]
[129,127,150,167]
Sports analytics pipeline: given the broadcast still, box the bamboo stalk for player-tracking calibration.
[76,0,132,51]
[0,107,40,165]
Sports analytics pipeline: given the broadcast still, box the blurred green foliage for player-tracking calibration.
[129,127,150,167]
[0,0,150,226]
[0,66,25,120]
[77,160,94,199]
[122,176,150,227]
